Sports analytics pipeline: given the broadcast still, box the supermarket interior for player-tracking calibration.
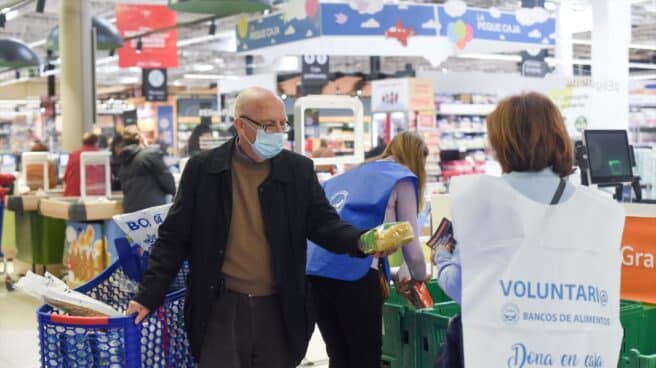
[1,0,656,367]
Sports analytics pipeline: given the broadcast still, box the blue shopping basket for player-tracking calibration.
[37,238,194,368]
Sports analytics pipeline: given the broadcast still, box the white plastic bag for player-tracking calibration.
[15,271,122,317]
[112,204,172,252]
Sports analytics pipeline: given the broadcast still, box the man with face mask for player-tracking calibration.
[126,87,387,367]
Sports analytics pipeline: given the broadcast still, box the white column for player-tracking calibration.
[59,0,93,151]
[589,0,630,131]
[555,1,574,78]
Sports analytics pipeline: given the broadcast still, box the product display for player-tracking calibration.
[359,221,414,254]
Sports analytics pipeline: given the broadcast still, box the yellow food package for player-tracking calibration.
[359,221,414,254]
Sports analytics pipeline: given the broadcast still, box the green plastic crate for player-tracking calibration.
[641,304,656,355]
[402,308,420,368]
[427,280,451,304]
[383,288,408,367]
[625,349,656,368]
[621,301,645,365]
[416,302,461,368]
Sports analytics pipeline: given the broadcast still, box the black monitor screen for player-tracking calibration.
[584,130,633,184]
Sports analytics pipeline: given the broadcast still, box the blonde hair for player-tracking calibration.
[379,132,428,211]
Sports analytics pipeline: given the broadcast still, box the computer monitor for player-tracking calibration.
[583,130,633,184]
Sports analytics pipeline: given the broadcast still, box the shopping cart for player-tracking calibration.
[37,237,194,367]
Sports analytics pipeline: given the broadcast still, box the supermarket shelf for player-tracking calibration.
[633,126,656,133]
[440,130,486,135]
[439,146,486,152]
[437,104,496,116]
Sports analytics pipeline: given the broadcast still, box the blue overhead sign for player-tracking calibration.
[236,2,556,52]
[437,6,556,46]
[236,11,321,52]
[320,3,438,37]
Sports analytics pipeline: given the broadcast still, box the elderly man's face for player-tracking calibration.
[234,93,287,144]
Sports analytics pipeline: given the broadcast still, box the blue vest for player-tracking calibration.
[306,160,418,281]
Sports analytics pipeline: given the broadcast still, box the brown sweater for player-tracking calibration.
[222,148,276,296]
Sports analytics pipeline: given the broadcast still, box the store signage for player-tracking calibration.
[236,6,320,52]
[122,109,138,126]
[157,105,174,154]
[372,78,410,112]
[237,3,555,53]
[408,79,435,111]
[116,4,178,68]
[302,54,329,85]
[521,60,549,78]
[113,204,172,252]
[142,69,168,102]
[437,5,555,47]
[620,216,656,304]
[320,3,438,37]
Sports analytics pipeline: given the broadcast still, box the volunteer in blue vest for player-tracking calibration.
[307,131,429,368]
[433,92,625,367]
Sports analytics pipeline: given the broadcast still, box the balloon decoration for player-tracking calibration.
[447,20,474,49]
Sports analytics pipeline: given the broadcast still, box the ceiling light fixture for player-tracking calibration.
[183,74,238,80]
[36,0,46,13]
[192,64,214,72]
[136,38,143,53]
[120,76,139,84]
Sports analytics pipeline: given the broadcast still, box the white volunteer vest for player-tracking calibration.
[450,175,624,368]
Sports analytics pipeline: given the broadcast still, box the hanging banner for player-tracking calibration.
[320,3,438,39]
[116,4,178,68]
[236,2,321,52]
[438,5,555,49]
[621,216,656,304]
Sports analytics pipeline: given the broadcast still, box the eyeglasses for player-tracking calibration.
[240,115,291,134]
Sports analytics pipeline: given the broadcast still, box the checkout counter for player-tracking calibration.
[6,152,65,275]
[5,151,125,286]
[37,152,124,286]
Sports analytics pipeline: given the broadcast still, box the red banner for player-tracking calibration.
[116,4,178,68]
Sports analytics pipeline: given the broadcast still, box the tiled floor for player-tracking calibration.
[0,273,329,368]
[0,279,41,368]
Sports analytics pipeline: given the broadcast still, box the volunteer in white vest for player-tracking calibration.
[434,92,625,368]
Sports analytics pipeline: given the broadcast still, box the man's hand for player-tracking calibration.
[126,300,150,324]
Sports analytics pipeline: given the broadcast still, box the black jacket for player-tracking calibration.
[133,139,363,364]
[118,145,176,213]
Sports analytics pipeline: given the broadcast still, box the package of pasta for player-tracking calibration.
[359,221,414,254]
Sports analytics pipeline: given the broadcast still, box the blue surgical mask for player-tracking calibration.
[247,129,285,160]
